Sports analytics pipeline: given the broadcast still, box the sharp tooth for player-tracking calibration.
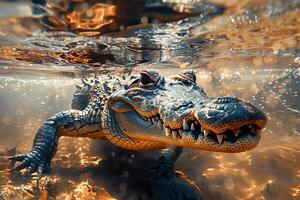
[201,126,204,133]
[172,130,178,139]
[183,119,189,130]
[204,130,209,137]
[178,129,183,136]
[216,134,224,144]
[191,123,195,131]
[165,128,171,136]
[152,118,156,123]
[157,120,162,127]
[155,117,159,121]
[148,118,151,122]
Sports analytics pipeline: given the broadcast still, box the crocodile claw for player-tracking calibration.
[9,153,27,162]
[10,151,51,177]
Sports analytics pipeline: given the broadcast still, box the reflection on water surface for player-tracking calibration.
[0,0,299,199]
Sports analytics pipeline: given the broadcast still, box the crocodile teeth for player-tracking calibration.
[183,119,189,130]
[157,120,162,127]
[165,127,171,136]
[203,130,209,137]
[216,134,224,144]
[152,118,156,123]
[191,123,195,131]
[178,129,183,136]
[172,130,178,139]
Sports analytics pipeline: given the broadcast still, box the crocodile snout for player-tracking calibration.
[195,100,267,134]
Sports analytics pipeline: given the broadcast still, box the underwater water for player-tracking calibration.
[0,0,299,199]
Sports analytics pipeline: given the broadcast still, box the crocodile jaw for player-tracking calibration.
[114,106,264,153]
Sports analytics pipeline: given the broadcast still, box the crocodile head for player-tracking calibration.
[106,70,267,152]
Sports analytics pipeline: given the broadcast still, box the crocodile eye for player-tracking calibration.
[141,72,155,85]
[139,71,156,88]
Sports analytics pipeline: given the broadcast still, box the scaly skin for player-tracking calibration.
[10,70,266,177]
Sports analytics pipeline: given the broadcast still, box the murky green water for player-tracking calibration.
[0,0,299,199]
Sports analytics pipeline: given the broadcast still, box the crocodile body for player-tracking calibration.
[11,70,266,176]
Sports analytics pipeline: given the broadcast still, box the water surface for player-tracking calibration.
[0,0,299,199]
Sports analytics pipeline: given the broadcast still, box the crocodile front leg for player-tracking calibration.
[153,147,183,179]
[10,108,104,176]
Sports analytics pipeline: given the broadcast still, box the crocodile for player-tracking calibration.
[10,70,266,177]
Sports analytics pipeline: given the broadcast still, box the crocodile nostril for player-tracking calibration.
[215,97,240,104]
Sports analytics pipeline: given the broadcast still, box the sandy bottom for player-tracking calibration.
[0,133,300,200]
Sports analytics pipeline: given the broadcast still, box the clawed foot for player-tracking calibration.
[151,157,175,180]
[9,150,51,178]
